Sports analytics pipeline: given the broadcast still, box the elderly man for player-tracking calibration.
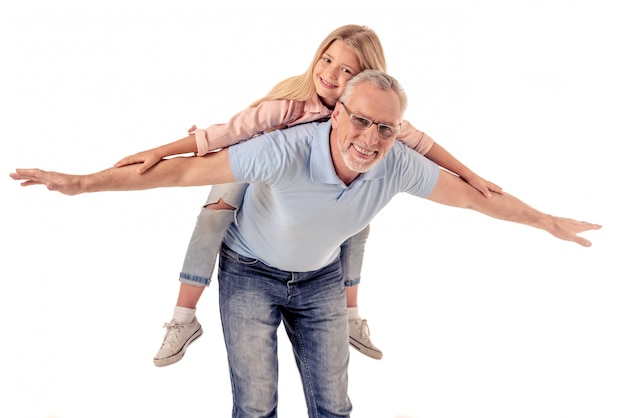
[11,70,600,417]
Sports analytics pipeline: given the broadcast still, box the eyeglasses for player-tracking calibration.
[340,101,400,139]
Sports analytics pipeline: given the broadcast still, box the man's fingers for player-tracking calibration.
[10,170,39,182]
[553,218,602,247]
[573,236,592,247]
[21,180,45,187]
[573,220,602,233]
[11,168,53,188]
[13,168,41,178]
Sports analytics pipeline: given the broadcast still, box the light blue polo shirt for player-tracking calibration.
[223,120,440,272]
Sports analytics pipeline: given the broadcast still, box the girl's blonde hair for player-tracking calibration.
[250,25,387,107]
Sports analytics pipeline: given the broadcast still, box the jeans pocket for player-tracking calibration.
[222,245,259,266]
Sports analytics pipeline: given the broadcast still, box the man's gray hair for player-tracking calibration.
[340,69,408,115]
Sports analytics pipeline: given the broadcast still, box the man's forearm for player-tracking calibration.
[427,169,600,246]
[468,190,599,246]
[467,190,548,230]
[11,149,236,196]
[429,170,545,225]
[81,153,234,193]
[79,163,179,193]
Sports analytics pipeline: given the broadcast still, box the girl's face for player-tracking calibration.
[313,40,361,109]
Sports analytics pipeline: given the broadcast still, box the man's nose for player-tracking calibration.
[361,124,379,146]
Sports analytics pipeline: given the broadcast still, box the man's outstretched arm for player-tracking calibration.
[10,149,235,196]
[426,169,601,247]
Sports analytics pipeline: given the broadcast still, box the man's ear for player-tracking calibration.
[330,107,340,127]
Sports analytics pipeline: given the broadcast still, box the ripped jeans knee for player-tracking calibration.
[179,183,249,285]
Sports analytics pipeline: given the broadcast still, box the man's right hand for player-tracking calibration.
[10,168,84,196]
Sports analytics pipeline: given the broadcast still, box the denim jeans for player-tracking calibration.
[180,184,370,288]
[218,244,352,418]
[340,224,369,288]
[179,183,248,286]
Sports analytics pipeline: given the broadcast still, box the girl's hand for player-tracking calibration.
[463,173,502,198]
[114,127,198,173]
[114,150,162,174]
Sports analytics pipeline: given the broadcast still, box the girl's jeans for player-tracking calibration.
[218,244,352,417]
[179,183,370,288]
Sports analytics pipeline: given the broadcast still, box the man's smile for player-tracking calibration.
[352,143,376,157]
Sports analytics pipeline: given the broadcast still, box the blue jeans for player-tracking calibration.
[180,183,370,288]
[218,244,352,418]
[179,183,247,286]
[340,223,369,288]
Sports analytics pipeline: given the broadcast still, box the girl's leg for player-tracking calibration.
[179,183,248,287]
[340,224,383,360]
[176,283,205,309]
[153,183,248,367]
[345,283,358,308]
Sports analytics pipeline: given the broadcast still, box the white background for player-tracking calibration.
[1,1,624,417]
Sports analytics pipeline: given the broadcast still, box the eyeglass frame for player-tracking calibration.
[340,101,401,139]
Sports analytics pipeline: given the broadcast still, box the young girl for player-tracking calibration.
[115,24,501,366]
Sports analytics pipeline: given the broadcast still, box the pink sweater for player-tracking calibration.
[194,95,433,156]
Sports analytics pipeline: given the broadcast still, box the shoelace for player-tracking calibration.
[358,319,371,338]
[161,320,183,345]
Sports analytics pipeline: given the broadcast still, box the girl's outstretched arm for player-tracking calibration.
[395,121,501,198]
[114,132,198,174]
[114,99,310,174]
[424,141,502,198]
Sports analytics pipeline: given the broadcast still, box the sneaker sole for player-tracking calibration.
[349,337,383,360]
[153,325,204,367]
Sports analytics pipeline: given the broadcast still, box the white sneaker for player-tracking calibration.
[349,318,383,360]
[153,317,203,367]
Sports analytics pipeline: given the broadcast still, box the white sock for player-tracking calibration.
[173,306,196,324]
[347,306,360,320]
